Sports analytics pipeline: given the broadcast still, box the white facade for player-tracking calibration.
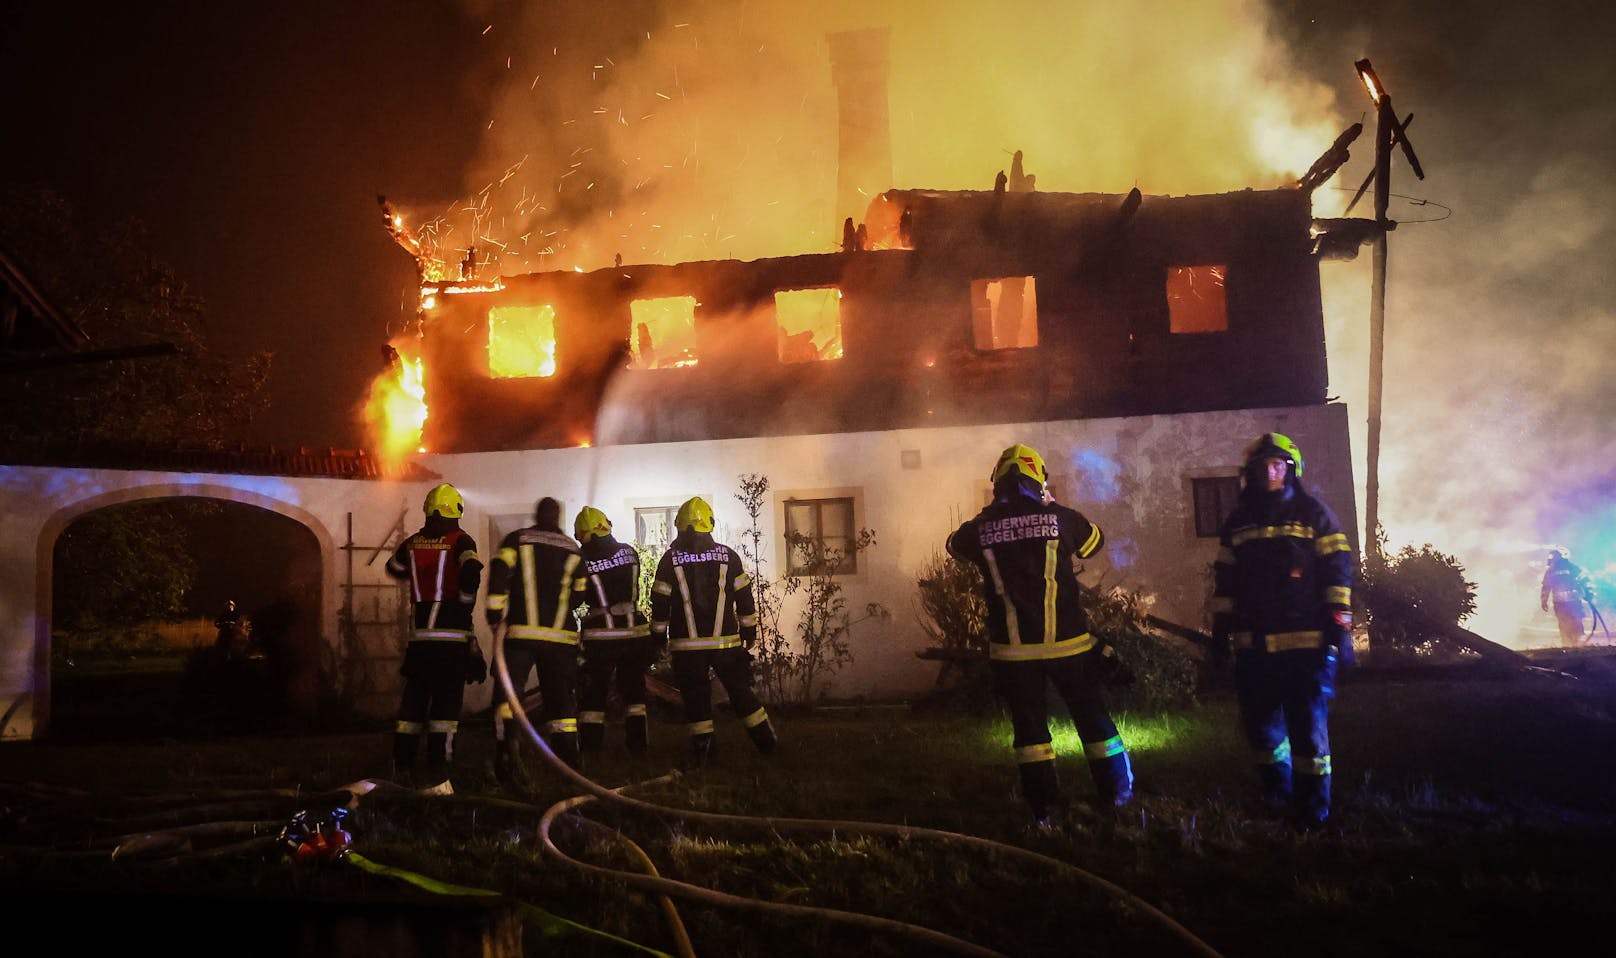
[0,402,1354,741]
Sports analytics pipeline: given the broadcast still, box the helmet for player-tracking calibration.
[675,496,715,533]
[1243,433,1304,479]
[991,443,1048,486]
[424,483,465,518]
[574,506,613,543]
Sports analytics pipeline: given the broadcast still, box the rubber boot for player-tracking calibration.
[579,720,606,753]
[1019,759,1062,824]
[391,733,420,788]
[550,731,583,770]
[1258,761,1294,808]
[1089,751,1134,808]
[423,732,452,792]
[1294,772,1330,828]
[625,711,649,754]
[494,735,519,787]
[688,732,717,767]
[746,717,778,755]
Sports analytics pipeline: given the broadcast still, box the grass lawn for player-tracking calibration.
[4,661,1615,957]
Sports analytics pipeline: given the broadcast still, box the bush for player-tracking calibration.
[1361,543,1478,662]
[1084,583,1199,713]
[913,556,1197,715]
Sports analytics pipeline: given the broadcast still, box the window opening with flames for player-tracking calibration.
[488,304,558,378]
[971,277,1039,350]
[1166,265,1229,334]
[774,287,844,364]
[629,296,699,369]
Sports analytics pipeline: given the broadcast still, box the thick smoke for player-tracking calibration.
[1301,3,1616,643]
[422,0,1340,273]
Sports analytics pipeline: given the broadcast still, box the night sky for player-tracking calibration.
[4,1,1612,638]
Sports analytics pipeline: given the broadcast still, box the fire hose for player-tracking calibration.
[490,622,1225,958]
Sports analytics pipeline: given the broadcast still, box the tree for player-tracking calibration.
[52,500,200,633]
[1361,541,1479,661]
[0,185,270,444]
[4,186,273,642]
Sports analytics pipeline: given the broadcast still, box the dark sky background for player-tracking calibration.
[1,1,492,449]
[4,0,1612,640]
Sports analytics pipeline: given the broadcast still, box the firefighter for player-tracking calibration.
[649,496,777,764]
[384,483,486,796]
[486,496,588,778]
[213,599,245,659]
[573,506,655,754]
[946,443,1133,825]
[1541,549,1592,647]
[1210,433,1355,827]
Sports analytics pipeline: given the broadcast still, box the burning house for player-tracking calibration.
[367,27,1358,703]
[390,176,1357,700]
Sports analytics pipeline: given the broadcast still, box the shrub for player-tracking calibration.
[734,474,886,708]
[913,556,1197,714]
[1084,583,1199,713]
[1361,543,1479,662]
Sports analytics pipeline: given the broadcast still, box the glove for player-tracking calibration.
[741,626,758,650]
[1324,609,1355,668]
[465,637,489,685]
[1094,642,1133,686]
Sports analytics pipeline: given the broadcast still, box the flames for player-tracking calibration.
[488,304,558,378]
[364,340,428,463]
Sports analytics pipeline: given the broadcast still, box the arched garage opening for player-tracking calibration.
[43,490,326,741]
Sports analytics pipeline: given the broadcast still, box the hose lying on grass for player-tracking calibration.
[492,624,1225,958]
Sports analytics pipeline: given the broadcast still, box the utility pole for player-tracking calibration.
[1351,59,1423,572]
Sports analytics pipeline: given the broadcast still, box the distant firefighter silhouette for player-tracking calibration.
[1541,549,1593,647]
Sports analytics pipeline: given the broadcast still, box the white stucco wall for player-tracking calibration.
[0,402,1355,741]
[0,467,437,741]
[425,401,1357,705]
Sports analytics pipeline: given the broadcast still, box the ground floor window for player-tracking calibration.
[1190,476,1241,538]
[783,496,858,575]
[634,505,679,549]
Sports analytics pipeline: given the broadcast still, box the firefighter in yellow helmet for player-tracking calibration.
[649,496,777,763]
[1210,433,1355,827]
[384,482,487,795]
[947,444,1132,825]
[485,496,589,778]
[1541,549,1593,647]
[573,506,656,753]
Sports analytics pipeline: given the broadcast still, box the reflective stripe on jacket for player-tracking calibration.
[946,494,1105,660]
[487,527,586,645]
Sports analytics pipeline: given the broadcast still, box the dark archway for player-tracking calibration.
[49,496,322,741]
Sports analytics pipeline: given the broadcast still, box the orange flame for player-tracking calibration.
[365,340,428,462]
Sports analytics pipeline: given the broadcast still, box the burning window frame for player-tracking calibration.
[970,276,1039,351]
[772,287,845,364]
[1165,264,1230,334]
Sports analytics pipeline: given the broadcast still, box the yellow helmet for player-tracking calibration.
[991,443,1048,486]
[675,496,715,533]
[424,483,464,518]
[1243,433,1304,478]
[574,506,613,543]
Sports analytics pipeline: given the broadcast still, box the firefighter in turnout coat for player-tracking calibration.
[486,497,589,775]
[947,444,1134,824]
[1211,433,1355,827]
[574,506,656,753]
[1541,549,1593,647]
[385,483,487,795]
[650,497,777,763]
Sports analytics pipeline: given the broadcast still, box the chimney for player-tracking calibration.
[827,28,894,236]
